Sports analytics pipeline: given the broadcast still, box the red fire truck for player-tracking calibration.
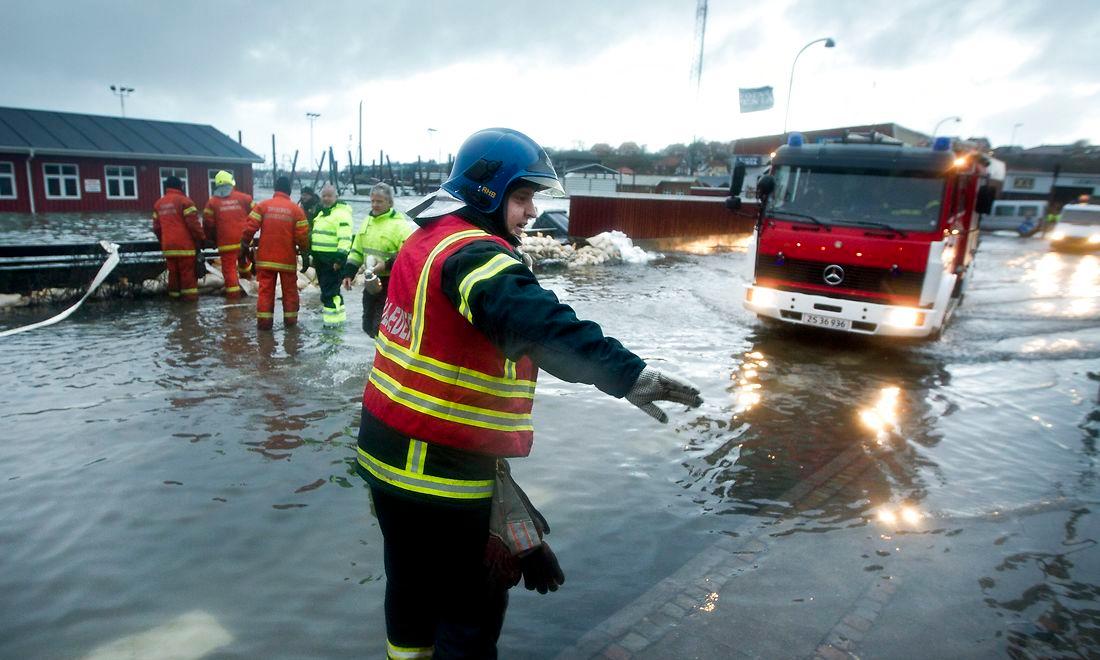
[742,133,1003,338]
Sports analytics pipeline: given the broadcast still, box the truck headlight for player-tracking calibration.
[884,307,926,328]
[1050,231,1066,241]
[747,287,776,307]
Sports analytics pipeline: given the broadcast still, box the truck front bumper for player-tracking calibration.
[742,285,939,338]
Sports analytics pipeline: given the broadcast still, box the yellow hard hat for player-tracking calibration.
[214,170,236,188]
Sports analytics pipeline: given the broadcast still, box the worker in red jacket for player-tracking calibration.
[242,176,310,330]
[203,170,254,299]
[152,175,204,301]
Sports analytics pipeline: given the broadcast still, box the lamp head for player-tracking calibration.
[824,38,836,47]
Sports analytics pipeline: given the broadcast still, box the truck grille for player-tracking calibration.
[755,256,924,300]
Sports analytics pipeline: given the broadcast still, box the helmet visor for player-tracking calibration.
[520,175,566,198]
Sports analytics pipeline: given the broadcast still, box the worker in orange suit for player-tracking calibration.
[203,170,254,299]
[152,175,205,301]
[241,176,310,330]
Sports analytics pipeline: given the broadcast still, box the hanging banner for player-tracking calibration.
[739,86,774,113]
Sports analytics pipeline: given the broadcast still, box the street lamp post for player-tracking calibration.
[306,112,321,165]
[932,115,961,138]
[1010,122,1023,147]
[782,37,835,135]
[109,85,134,117]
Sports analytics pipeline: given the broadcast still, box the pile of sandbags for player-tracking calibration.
[518,230,657,269]
[518,234,575,263]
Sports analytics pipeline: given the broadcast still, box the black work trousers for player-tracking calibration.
[370,486,508,659]
[362,276,390,336]
[314,254,345,323]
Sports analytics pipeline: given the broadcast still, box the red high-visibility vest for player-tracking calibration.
[362,215,538,457]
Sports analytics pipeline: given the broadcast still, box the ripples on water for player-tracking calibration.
[1,232,1098,657]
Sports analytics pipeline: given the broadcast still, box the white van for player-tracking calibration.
[984,200,1047,234]
[1049,203,1100,250]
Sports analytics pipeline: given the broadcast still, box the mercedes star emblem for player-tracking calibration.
[823,264,845,286]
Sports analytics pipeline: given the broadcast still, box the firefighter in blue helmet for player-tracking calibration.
[355,128,704,659]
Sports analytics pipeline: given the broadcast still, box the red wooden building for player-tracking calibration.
[0,106,262,214]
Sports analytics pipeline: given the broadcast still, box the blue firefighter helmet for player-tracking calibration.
[441,128,565,214]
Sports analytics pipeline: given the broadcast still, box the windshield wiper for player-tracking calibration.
[770,209,829,230]
[836,220,908,238]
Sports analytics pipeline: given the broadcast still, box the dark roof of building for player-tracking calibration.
[993,144,1100,174]
[0,106,262,163]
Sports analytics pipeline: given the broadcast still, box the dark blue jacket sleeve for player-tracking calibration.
[441,241,645,398]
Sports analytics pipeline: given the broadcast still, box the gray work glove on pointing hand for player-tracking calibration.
[625,366,704,423]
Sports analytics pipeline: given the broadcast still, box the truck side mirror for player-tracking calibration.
[757,175,776,199]
[975,184,996,215]
[729,162,747,197]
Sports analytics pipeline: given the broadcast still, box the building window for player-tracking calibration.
[0,162,15,199]
[104,165,138,199]
[1013,176,1035,190]
[43,163,80,199]
[160,167,189,195]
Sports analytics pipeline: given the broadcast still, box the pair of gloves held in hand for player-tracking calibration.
[493,367,703,595]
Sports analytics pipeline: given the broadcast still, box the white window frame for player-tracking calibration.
[208,169,222,197]
[43,163,81,200]
[160,167,189,195]
[104,165,138,200]
[0,161,16,199]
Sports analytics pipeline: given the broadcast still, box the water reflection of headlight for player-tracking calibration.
[1050,230,1066,241]
[876,505,923,529]
[1088,234,1100,244]
[860,386,900,443]
[883,308,925,328]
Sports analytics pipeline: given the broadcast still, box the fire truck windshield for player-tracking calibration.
[771,165,946,232]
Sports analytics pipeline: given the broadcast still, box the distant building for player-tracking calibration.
[618,174,698,195]
[563,163,620,195]
[993,144,1100,207]
[0,106,262,214]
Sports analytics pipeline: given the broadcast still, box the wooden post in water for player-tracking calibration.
[271,134,277,182]
[289,150,299,191]
[378,150,384,182]
[328,147,340,194]
[386,155,395,187]
[312,151,327,191]
[348,150,357,195]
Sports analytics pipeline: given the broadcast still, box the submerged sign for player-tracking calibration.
[739,86,774,113]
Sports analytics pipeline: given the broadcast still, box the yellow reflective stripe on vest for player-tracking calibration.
[368,368,533,432]
[410,229,488,352]
[457,252,521,322]
[217,243,240,253]
[387,640,434,659]
[163,249,196,257]
[358,446,493,500]
[504,359,517,380]
[375,333,535,398]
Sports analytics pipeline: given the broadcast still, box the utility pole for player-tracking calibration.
[358,100,364,168]
[306,112,321,165]
[109,85,134,117]
[687,0,707,175]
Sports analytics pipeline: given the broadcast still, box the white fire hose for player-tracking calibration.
[0,241,120,338]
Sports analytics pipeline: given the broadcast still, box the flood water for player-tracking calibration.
[1,209,1099,658]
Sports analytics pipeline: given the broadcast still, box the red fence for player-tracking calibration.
[568,192,758,239]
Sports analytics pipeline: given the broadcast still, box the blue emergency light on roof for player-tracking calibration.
[932,136,952,152]
[787,132,804,147]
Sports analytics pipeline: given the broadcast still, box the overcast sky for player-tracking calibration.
[2,0,1098,168]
